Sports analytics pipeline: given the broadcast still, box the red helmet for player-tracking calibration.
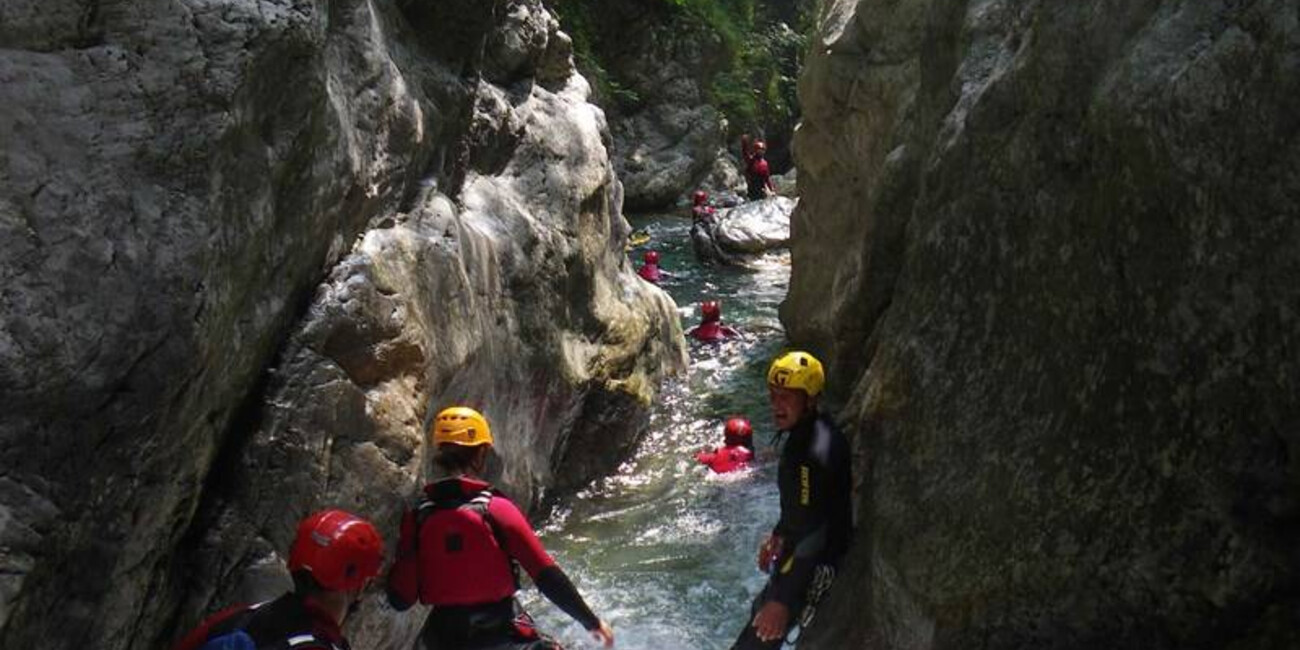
[693,190,708,205]
[753,140,767,153]
[644,250,660,264]
[700,300,721,322]
[724,417,753,440]
[288,509,384,592]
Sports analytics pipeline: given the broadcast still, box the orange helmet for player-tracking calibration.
[288,510,384,592]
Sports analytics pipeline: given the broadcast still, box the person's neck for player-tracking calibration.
[304,591,349,627]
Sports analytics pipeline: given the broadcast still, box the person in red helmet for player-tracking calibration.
[696,417,756,474]
[172,509,384,650]
[387,407,615,650]
[741,135,776,201]
[637,249,664,284]
[687,300,740,342]
[691,190,717,224]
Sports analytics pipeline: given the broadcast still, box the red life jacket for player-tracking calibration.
[638,263,662,283]
[696,445,754,474]
[414,488,519,606]
[689,322,739,342]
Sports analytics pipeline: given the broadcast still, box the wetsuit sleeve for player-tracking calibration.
[772,429,852,608]
[385,508,419,610]
[535,566,602,631]
[487,497,557,578]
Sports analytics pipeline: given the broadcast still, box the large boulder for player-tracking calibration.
[786,1,1300,649]
[0,1,683,648]
[691,196,795,264]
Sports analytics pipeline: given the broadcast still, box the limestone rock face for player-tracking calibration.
[692,196,795,265]
[714,196,795,254]
[786,1,1300,649]
[0,1,683,648]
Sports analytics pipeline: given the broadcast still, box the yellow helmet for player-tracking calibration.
[431,406,493,447]
[767,351,825,397]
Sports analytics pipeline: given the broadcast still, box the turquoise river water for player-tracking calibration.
[521,213,792,649]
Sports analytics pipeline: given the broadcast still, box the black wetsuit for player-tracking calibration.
[731,413,852,650]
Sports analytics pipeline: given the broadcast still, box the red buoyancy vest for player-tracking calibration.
[638,263,662,283]
[416,490,519,606]
[696,445,754,474]
[689,322,739,342]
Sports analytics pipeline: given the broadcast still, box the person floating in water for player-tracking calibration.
[691,190,717,224]
[731,351,852,649]
[687,300,740,342]
[696,417,755,474]
[637,249,664,284]
[387,407,615,650]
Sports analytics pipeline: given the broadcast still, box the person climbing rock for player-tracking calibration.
[741,135,776,201]
[695,417,755,474]
[637,249,664,284]
[691,190,717,224]
[687,300,740,342]
[172,510,384,650]
[730,351,852,650]
[387,406,615,650]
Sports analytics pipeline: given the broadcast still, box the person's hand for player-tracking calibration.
[757,534,783,572]
[590,619,615,647]
[752,601,791,642]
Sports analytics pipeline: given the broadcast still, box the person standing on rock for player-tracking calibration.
[731,351,852,649]
[172,509,384,650]
[741,135,776,201]
[386,406,615,650]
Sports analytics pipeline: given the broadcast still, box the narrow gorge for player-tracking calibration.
[1,1,1296,649]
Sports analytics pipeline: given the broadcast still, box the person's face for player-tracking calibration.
[768,386,811,431]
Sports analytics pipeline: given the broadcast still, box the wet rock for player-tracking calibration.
[693,196,795,265]
[786,1,1300,649]
[770,168,797,197]
[0,0,684,648]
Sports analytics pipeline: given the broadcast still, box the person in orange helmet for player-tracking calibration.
[387,407,615,650]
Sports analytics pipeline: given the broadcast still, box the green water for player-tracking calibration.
[521,213,791,649]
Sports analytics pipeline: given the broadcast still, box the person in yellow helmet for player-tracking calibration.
[386,407,615,649]
[731,352,852,649]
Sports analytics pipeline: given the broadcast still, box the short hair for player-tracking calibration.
[433,443,485,473]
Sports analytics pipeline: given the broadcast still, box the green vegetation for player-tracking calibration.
[546,0,807,135]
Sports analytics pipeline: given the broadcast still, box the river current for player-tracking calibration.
[521,213,792,649]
